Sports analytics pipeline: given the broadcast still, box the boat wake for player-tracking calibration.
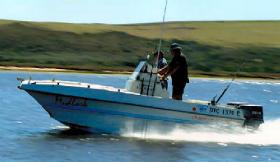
[122,119,280,146]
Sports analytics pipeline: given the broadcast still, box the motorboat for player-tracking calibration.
[18,61,264,134]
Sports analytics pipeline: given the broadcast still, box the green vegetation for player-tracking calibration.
[0,19,279,78]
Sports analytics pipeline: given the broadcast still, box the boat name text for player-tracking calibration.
[55,96,88,107]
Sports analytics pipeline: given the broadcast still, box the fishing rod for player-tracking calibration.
[211,61,245,105]
[147,0,168,96]
[156,0,168,58]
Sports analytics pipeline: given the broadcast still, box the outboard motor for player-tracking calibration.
[228,102,264,127]
[125,61,169,98]
[240,104,264,127]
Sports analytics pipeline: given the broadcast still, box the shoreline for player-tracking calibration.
[0,66,279,80]
[0,66,131,75]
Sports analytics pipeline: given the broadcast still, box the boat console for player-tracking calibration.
[125,61,169,98]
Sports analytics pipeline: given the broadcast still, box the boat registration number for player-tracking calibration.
[209,107,241,117]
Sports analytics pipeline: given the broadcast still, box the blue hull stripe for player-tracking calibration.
[46,104,203,124]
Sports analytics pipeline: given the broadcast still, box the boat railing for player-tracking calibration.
[21,79,133,93]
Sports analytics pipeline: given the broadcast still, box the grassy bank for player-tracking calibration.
[0,19,279,79]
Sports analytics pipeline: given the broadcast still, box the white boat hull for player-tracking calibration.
[22,88,250,135]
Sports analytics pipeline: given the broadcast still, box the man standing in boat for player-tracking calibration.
[158,43,189,100]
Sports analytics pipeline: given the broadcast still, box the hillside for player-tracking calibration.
[0,19,279,78]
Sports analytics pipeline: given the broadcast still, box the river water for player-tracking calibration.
[0,71,279,162]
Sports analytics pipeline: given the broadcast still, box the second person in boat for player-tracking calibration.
[154,51,168,90]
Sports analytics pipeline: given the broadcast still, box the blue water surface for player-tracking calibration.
[0,71,279,162]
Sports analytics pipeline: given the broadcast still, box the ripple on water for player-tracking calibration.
[270,100,278,104]
[263,89,272,93]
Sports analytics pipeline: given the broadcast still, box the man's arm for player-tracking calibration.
[158,65,169,75]
[162,65,179,79]
[168,65,180,76]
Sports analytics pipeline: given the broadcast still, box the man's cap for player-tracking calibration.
[170,43,182,50]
